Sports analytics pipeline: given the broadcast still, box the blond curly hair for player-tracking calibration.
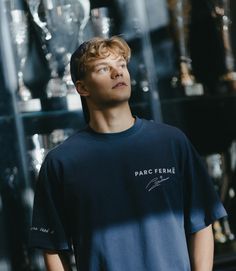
[70,36,131,83]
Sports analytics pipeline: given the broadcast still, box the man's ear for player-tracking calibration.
[75,81,90,97]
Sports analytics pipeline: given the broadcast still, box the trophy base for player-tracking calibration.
[19,98,42,112]
[184,83,204,96]
[66,94,82,111]
[46,78,68,98]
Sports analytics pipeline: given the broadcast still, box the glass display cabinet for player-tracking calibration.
[0,0,236,270]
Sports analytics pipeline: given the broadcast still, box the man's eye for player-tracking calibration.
[98,66,109,73]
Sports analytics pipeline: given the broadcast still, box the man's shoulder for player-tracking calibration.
[45,128,90,160]
[142,118,187,141]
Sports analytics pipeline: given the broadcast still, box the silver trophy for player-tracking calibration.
[206,153,235,243]
[28,134,46,175]
[90,7,112,38]
[9,9,41,111]
[168,0,204,96]
[28,129,73,176]
[27,0,90,101]
[210,0,236,91]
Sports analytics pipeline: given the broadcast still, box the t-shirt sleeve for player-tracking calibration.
[181,135,227,234]
[29,153,72,250]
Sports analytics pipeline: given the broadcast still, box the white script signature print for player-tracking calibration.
[145,176,170,192]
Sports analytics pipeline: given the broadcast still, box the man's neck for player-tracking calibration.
[88,105,135,133]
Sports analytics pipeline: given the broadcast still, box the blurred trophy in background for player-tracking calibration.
[9,8,41,112]
[90,7,112,38]
[168,0,204,96]
[206,153,235,243]
[209,0,236,91]
[27,0,90,109]
[27,129,74,177]
[27,134,46,176]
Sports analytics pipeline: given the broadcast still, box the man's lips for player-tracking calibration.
[112,82,128,89]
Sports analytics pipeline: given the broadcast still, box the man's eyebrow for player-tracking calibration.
[91,58,126,69]
[93,62,109,68]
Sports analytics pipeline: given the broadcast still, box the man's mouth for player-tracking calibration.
[112,82,128,89]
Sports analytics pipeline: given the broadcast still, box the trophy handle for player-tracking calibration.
[77,0,90,43]
[27,0,52,40]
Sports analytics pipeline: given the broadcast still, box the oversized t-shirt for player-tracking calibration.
[29,117,227,271]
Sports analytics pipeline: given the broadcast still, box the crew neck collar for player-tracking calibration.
[85,116,142,139]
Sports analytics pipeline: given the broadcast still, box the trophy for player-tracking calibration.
[168,0,204,96]
[206,153,235,243]
[90,7,112,38]
[209,0,236,91]
[28,134,46,175]
[9,8,41,112]
[27,129,73,176]
[27,0,90,107]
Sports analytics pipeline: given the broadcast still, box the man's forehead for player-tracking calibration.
[87,54,125,67]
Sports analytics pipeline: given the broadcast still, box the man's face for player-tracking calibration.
[80,53,131,109]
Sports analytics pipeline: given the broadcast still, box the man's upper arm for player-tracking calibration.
[43,250,72,271]
[188,225,214,271]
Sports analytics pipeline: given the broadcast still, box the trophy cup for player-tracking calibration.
[9,9,41,112]
[168,0,204,96]
[27,0,90,109]
[90,7,112,38]
[209,0,236,91]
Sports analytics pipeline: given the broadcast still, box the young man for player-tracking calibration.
[29,36,227,271]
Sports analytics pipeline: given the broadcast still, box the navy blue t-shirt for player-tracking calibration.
[29,117,227,271]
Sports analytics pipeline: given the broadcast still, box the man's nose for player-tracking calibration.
[111,66,123,78]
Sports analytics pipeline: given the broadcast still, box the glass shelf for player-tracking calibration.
[21,109,83,119]
[22,109,86,135]
[160,92,236,104]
